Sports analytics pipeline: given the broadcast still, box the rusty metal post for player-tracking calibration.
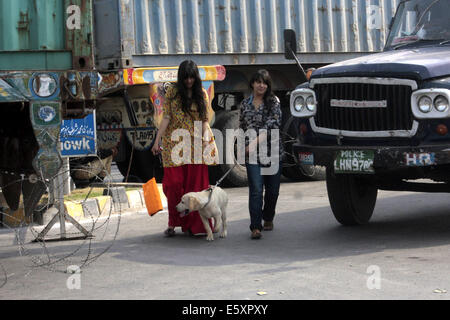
[35,166,91,242]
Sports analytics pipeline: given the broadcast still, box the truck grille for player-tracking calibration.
[313,82,414,132]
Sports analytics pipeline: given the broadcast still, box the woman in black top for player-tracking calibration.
[238,69,282,239]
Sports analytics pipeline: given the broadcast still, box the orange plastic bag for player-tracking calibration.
[142,178,163,216]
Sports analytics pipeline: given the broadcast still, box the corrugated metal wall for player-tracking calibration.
[0,0,65,51]
[132,0,400,56]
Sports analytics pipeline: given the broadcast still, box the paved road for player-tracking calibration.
[1,179,450,300]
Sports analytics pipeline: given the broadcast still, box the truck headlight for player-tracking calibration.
[418,96,432,113]
[412,89,450,119]
[435,95,449,112]
[290,88,317,118]
[306,95,316,112]
[294,96,305,112]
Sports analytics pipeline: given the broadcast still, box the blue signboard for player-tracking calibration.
[60,112,97,157]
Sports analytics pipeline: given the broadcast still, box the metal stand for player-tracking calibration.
[35,164,92,242]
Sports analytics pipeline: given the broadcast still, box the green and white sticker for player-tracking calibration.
[31,102,61,127]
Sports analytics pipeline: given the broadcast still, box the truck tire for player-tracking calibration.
[211,110,248,187]
[211,109,228,128]
[326,167,378,226]
[116,160,141,182]
[281,112,325,181]
[115,132,157,183]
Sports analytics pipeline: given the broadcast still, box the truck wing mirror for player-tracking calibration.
[284,29,307,80]
[284,29,297,60]
[388,17,394,30]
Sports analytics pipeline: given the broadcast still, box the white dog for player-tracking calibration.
[176,187,228,241]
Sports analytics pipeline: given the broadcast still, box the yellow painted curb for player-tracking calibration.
[126,190,143,208]
[64,201,84,219]
[157,184,167,202]
[95,195,113,216]
[1,185,167,228]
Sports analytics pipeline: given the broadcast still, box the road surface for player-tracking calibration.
[1,179,450,301]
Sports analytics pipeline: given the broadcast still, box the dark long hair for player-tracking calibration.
[249,69,277,107]
[176,60,207,120]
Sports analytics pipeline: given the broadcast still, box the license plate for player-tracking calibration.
[298,152,314,165]
[334,150,374,174]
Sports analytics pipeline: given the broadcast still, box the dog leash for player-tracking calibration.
[201,163,237,210]
[214,163,238,189]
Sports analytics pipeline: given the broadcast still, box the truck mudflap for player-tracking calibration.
[294,144,450,172]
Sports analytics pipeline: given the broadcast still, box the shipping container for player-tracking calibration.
[0,0,94,70]
[94,0,400,69]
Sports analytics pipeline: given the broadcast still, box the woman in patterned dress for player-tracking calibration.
[151,60,216,237]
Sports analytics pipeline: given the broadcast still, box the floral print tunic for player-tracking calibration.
[161,85,216,168]
[238,95,283,165]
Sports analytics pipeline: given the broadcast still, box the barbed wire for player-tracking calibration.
[0,155,123,275]
[0,262,7,289]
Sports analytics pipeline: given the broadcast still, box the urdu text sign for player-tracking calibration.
[60,112,97,157]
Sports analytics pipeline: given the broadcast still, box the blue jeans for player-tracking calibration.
[245,163,281,231]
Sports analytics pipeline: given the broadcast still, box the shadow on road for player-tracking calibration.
[108,192,450,267]
[2,192,449,271]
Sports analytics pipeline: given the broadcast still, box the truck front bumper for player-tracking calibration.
[293,143,450,171]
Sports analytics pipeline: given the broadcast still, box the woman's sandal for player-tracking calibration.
[164,228,176,237]
[263,221,274,231]
[251,229,262,240]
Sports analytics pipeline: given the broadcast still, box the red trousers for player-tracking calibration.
[162,164,212,234]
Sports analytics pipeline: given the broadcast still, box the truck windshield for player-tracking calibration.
[386,0,450,50]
